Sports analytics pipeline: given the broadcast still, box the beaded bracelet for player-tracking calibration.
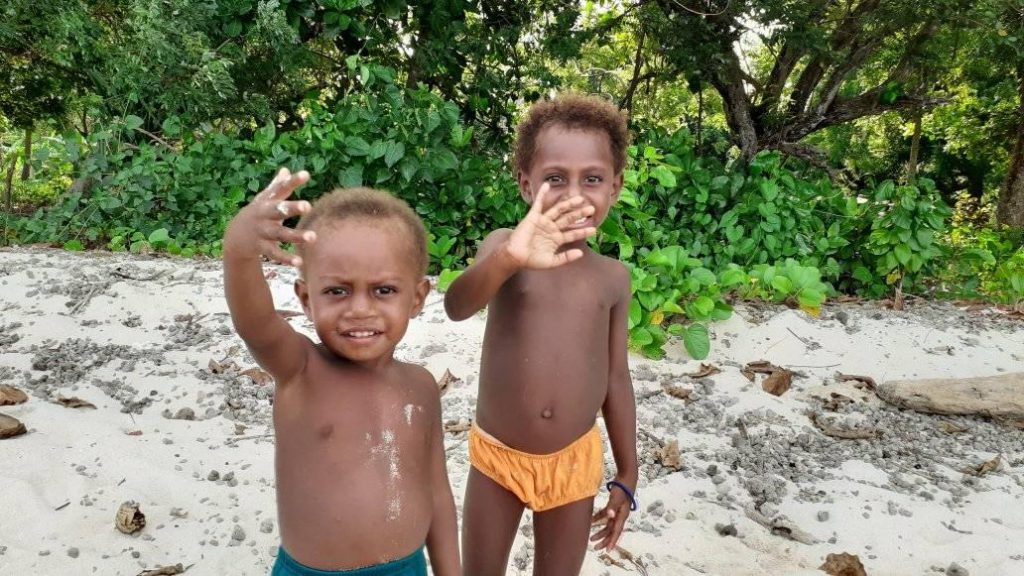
[606,480,638,512]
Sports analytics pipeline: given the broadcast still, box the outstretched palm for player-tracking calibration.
[506,183,598,269]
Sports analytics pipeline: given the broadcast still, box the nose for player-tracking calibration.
[344,292,375,318]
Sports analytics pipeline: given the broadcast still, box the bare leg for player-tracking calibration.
[532,497,595,576]
[462,467,526,576]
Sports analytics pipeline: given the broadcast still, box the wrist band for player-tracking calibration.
[606,480,638,511]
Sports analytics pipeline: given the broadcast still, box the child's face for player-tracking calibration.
[518,125,623,230]
[295,219,429,367]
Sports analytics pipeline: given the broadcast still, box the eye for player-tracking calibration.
[375,286,397,296]
[585,175,603,184]
[544,175,565,185]
[324,286,349,296]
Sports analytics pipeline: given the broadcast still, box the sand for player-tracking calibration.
[1,246,1022,576]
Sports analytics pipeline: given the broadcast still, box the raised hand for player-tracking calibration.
[224,168,315,267]
[505,183,598,269]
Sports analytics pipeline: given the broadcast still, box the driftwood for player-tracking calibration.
[877,373,1024,424]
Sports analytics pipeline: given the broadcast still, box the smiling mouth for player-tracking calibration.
[342,330,381,339]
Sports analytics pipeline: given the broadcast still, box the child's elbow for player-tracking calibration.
[443,297,467,321]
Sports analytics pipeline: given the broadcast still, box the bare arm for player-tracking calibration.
[424,390,460,576]
[223,168,314,384]
[591,264,638,551]
[444,183,597,321]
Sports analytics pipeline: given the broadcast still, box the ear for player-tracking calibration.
[410,277,431,317]
[517,171,533,204]
[294,278,312,319]
[610,171,624,203]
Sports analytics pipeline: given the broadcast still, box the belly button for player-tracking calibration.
[541,408,553,419]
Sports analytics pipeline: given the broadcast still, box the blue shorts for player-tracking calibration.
[271,546,426,576]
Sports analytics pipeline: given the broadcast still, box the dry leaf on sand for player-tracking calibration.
[0,413,27,439]
[963,454,1000,477]
[662,383,692,401]
[137,564,186,576]
[0,385,28,406]
[837,373,877,391]
[437,369,459,397]
[55,396,97,409]
[115,501,147,534]
[686,363,721,378]
[819,552,868,576]
[657,439,683,471]
[762,369,793,396]
[240,368,273,386]
[741,361,794,396]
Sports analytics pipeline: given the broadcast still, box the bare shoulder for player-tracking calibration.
[593,254,631,296]
[394,362,441,410]
[477,228,514,258]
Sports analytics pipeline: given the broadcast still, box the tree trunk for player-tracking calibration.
[4,153,16,213]
[907,109,922,184]
[621,28,646,115]
[21,126,32,181]
[696,89,704,149]
[998,66,1024,228]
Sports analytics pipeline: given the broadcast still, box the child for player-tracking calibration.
[223,169,460,576]
[444,94,639,575]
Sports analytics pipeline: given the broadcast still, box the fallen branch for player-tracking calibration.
[744,503,818,545]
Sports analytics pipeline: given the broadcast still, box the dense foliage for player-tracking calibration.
[2,1,1023,358]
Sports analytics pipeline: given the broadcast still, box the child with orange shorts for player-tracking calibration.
[445,94,639,575]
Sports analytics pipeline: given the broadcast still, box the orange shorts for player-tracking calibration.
[468,422,604,512]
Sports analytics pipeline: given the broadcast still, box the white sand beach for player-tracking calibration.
[1,247,1022,576]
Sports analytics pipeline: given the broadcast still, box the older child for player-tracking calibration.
[445,94,639,575]
[223,169,460,576]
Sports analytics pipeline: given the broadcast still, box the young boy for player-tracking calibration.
[444,94,639,575]
[223,169,460,576]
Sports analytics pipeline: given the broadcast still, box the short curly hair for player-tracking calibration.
[295,187,427,276]
[514,93,630,175]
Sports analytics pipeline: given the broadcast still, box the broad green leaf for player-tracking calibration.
[682,323,710,360]
[894,244,912,265]
[693,295,714,317]
[148,228,171,244]
[384,141,405,168]
[650,165,676,188]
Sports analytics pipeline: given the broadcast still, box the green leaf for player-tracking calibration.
[124,115,144,131]
[339,165,363,187]
[682,323,710,360]
[63,239,84,251]
[369,140,387,160]
[759,180,779,201]
[771,275,794,294]
[630,327,654,347]
[719,268,747,287]
[384,141,405,168]
[690,267,717,286]
[650,165,676,188]
[148,228,171,244]
[436,269,463,293]
[894,244,912,265]
[345,136,370,156]
[628,298,642,328]
[693,295,714,317]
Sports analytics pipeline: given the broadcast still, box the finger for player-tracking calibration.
[265,245,302,268]
[591,506,611,524]
[558,227,597,244]
[276,227,315,246]
[555,205,595,227]
[266,199,312,221]
[528,182,550,216]
[607,509,628,551]
[589,524,611,543]
[543,195,585,221]
[256,168,290,201]
[553,248,584,267]
[262,169,309,201]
